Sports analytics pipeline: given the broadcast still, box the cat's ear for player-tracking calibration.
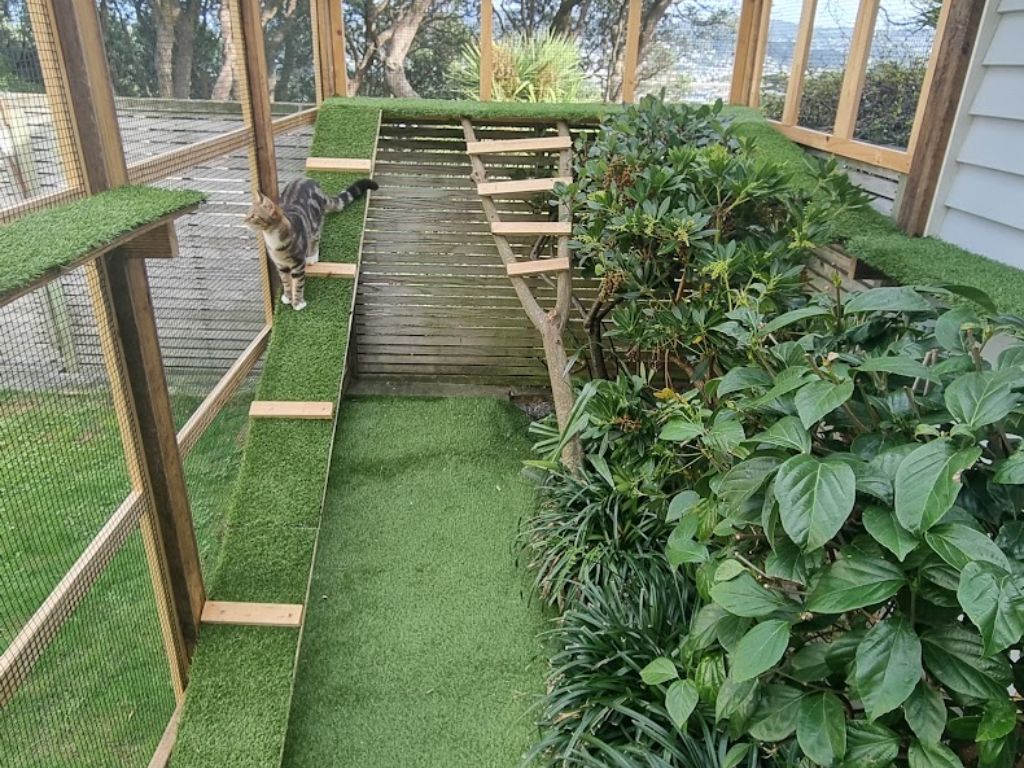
[257,193,275,209]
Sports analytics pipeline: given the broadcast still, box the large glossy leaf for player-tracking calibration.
[921,625,1012,702]
[710,572,791,618]
[862,506,918,561]
[745,366,815,409]
[660,417,703,443]
[748,684,804,742]
[718,456,783,508]
[908,740,964,768]
[718,366,772,396]
[667,490,701,522]
[977,696,1017,742]
[903,680,946,744]
[805,556,905,613]
[845,720,900,768]
[703,415,746,456]
[776,455,856,551]
[641,657,678,685]
[857,355,939,382]
[730,620,790,682]
[925,523,1010,572]
[797,692,847,766]
[993,452,1024,484]
[761,305,831,335]
[795,379,855,428]
[715,677,759,724]
[854,617,922,720]
[956,561,1024,656]
[665,679,699,729]
[844,286,932,314]
[996,343,1024,371]
[751,415,811,454]
[944,371,1020,429]
[934,305,978,352]
[894,439,981,534]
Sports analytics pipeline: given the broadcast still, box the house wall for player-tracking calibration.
[927,0,1024,267]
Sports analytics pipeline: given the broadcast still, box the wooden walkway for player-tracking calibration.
[354,120,596,392]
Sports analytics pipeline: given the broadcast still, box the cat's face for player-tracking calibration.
[245,194,283,231]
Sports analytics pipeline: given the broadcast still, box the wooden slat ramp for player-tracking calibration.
[353,119,597,392]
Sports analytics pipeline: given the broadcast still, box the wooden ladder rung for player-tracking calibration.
[249,401,334,420]
[491,221,572,236]
[506,257,571,277]
[306,262,357,278]
[200,601,303,628]
[477,177,572,196]
[305,157,373,173]
[466,136,572,155]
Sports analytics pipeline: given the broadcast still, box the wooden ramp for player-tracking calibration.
[353,120,596,392]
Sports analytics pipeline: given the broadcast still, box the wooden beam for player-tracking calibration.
[749,0,773,108]
[782,0,818,125]
[310,0,333,103]
[506,257,571,277]
[770,121,910,173]
[147,703,182,768]
[249,401,335,419]
[0,492,146,707]
[201,601,303,628]
[730,0,761,104]
[477,177,572,196]
[466,136,572,155]
[306,261,358,278]
[232,0,280,321]
[833,0,881,139]
[480,0,493,101]
[897,0,986,235]
[305,156,373,173]
[491,221,572,236]
[622,0,643,103]
[330,0,348,96]
[177,325,270,457]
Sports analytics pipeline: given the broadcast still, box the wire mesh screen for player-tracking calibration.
[344,1,479,98]
[0,0,84,223]
[759,0,802,112]
[0,268,176,766]
[263,0,317,105]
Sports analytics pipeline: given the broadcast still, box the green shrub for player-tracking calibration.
[761,60,927,148]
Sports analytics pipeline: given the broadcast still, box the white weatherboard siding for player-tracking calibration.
[927,0,1024,268]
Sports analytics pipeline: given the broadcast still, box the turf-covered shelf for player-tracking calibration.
[167,104,381,768]
[0,186,204,304]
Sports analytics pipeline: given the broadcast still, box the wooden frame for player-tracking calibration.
[491,221,572,236]
[305,157,373,173]
[200,601,304,628]
[479,0,493,101]
[478,177,572,196]
[506,257,571,277]
[832,0,880,139]
[306,261,358,278]
[622,0,643,103]
[782,0,818,125]
[748,0,773,108]
[466,136,572,154]
[770,123,911,173]
[249,401,335,419]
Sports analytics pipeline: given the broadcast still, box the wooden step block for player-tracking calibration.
[506,257,571,277]
[306,262,357,278]
[201,601,303,628]
[466,136,572,155]
[249,401,334,420]
[477,176,572,196]
[491,221,572,236]
[305,157,373,173]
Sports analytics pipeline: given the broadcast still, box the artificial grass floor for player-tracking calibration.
[282,396,546,768]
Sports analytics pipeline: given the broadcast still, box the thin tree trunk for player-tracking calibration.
[152,0,179,98]
[382,0,434,98]
[172,0,199,98]
[212,0,235,101]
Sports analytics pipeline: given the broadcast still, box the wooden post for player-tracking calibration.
[897,0,986,236]
[832,0,881,139]
[311,0,334,103]
[622,0,643,103]
[748,0,773,108]
[781,0,818,124]
[49,0,204,697]
[230,0,281,319]
[330,0,349,96]
[480,0,493,101]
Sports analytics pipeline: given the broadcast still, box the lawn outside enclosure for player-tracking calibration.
[2,1,1021,768]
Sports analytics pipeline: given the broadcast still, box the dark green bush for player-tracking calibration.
[761,60,927,148]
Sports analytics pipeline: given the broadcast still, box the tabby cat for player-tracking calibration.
[245,177,378,310]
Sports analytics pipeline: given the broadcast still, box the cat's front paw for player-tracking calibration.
[280,292,291,305]
[292,299,307,311]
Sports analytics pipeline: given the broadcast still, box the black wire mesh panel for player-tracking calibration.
[263,0,317,105]
[0,0,84,222]
[760,0,802,111]
[0,267,176,766]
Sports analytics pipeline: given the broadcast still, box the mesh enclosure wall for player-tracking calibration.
[0,267,175,766]
[0,0,84,222]
[263,0,317,105]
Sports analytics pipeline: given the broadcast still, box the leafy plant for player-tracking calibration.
[652,287,1024,766]
[450,31,593,102]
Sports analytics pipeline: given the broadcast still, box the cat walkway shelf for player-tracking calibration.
[466,136,572,155]
[505,257,571,277]
[200,601,303,628]
[249,401,334,419]
[306,262,358,278]
[491,222,572,237]
[305,157,373,173]
[477,177,572,196]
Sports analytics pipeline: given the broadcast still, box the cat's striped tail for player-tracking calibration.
[328,178,378,212]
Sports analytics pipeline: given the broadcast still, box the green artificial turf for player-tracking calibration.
[0,186,204,298]
[282,397,546,768]
[168,107,382,768]
[0,388,252,767]
[321,95,616,123]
